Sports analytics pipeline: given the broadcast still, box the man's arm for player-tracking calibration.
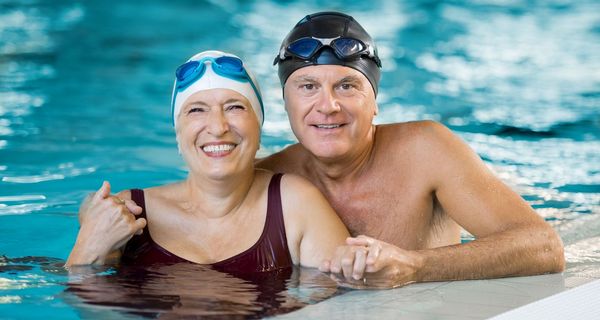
[322,121,564,288]
[419,121,564,280]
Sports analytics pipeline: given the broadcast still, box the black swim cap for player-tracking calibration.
[274,11,382,96]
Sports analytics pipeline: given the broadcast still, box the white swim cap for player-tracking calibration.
[171,50,264,129]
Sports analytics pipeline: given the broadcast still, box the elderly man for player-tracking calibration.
[257,11,564,288]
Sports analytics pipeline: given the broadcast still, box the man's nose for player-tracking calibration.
[315,87,341,115]
[207,109,229,136]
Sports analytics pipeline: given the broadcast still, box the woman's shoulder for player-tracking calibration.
[113,182,183,205]
[277,173,328,219]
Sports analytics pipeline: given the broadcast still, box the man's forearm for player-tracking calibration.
[414,224,565,282]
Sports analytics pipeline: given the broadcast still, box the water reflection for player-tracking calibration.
[0,255,344,319]
[64,263,341,319]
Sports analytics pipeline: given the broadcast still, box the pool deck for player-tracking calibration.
[272,271,600,319]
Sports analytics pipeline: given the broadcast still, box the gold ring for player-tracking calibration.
[114,197,125,205]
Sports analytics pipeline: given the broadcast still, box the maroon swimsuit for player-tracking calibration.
[121,173,293,274]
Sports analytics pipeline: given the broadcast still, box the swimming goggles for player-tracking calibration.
[274,36,382,67]
[175,56,260,93]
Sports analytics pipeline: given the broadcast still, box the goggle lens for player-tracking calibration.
[287,38,321,59]
[176,61,202,82]
[333,38,365,57]
[214,56,244,73]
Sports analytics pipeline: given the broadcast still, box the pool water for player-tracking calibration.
[1,0,599,319]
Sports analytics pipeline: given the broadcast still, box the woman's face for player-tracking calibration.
[175,88,260,180]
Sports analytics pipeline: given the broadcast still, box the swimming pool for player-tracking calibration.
[1,0,598,318]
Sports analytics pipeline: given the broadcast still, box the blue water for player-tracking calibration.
[1,0,599,318]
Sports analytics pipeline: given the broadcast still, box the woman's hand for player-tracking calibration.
[319,235,424,289]
[66,181,146,266]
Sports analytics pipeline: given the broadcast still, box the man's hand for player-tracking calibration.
[66,181,146,266]
[320,235,423,289]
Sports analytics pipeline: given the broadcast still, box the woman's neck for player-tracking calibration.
[183,168,256,219]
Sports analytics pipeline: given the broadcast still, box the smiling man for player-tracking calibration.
[257,11,564,288]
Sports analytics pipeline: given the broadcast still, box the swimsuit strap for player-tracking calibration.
[266,173,284,223]
[130,189,149,235]
[264,173,292,264]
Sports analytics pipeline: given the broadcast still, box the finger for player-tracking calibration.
[329,272,343,284]
[352,248,367,280]
[93,181,111,202]
[79,193,94,212]
[133,218,147,235]
[329,248,344,274]
[84,192,95,203]
[319,260,331,273]
[346,235,374,246]
[123,199,142,214]
[111,196,126,205]
[340,251,355,280]
[366,243,381,266]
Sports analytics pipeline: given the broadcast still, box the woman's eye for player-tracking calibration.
[226,105,245,111]
[188,107,206,113]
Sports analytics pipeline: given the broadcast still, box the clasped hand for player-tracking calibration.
[320,235,423,289]
[75,181,146,261]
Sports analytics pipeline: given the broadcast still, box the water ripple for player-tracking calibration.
[2,165,96,184]
[415,1,600,131]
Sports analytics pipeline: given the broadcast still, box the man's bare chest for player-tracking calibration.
[324,185,435,249]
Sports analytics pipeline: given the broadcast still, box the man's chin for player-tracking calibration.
[305,143,350,161]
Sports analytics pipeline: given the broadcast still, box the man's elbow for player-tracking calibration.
[541,226,566,273]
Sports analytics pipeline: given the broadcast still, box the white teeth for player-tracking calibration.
[316,124,341,129]
[202,144,235,153]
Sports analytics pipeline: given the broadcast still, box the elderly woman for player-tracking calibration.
[66,51,350,274]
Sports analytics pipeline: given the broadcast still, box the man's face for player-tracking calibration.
[283,65,378,160]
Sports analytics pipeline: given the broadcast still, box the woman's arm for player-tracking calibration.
[280,174,350,268]
[65,182,146,267]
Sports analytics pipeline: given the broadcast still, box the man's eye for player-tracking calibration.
[340,83,354,90]
[302,83,315,90]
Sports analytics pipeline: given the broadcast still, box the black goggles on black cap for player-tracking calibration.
[273,36,382,67]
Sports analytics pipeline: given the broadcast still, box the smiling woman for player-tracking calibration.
[176,89,261,180]
[64,50,350,275]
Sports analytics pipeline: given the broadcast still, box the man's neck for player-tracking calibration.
[306,125,377,186]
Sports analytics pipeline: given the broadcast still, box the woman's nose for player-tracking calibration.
[207,109,229,136]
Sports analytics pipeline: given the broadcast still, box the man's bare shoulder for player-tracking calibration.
[373,120,474,181]
[376,120,486,182]
[376,120,454,150]
[256,143,307,174]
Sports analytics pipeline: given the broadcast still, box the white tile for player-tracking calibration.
[490,279,600,320]
[272,273,595,320]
